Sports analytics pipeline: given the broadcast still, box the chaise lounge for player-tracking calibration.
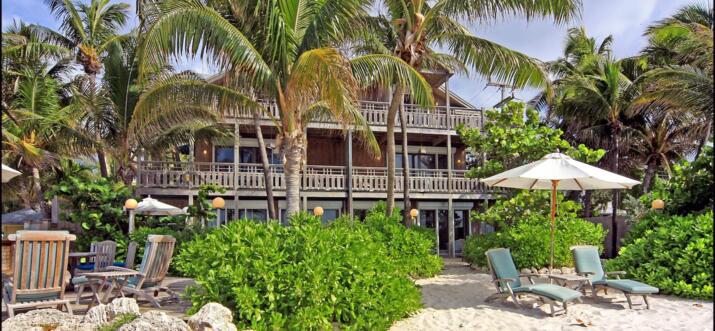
[484,248,582,316]
[571,245,659,309]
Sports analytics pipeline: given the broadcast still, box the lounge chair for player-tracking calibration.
[73,240,117,304]
[571,245,658,309]
[2,231,76,317]
[114,241,138,269]
[105,235,178,307]
[485,248,582,316]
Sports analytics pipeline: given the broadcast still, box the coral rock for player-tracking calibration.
[188,302,238,331]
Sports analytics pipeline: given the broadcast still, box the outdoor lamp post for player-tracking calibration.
[124,198,138,233]
[212,197,225,227]
[652,199,665,211]
[313,206,324,219]
[410,208,419,226]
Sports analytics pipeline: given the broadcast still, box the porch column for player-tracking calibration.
[233,120,241,219]
[447,134,455,258]
[346,130,354,219]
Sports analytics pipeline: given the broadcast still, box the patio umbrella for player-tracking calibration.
[128,196,187,233]
[2,164,21,183]
[481,152,640,273]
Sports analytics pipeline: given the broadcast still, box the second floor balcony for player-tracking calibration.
[227,101,484,132]
[137,161,491,195]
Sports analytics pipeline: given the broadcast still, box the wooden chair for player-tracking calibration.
[106,235,177,307]
[2,231,76,317]
[73,240,117,303]
[124,241,138,270]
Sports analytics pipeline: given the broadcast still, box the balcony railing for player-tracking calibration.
[228,100,483,130]
[137,161,488,194]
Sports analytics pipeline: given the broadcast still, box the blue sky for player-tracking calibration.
[2,0,695,108]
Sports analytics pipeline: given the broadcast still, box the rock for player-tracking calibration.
[520,268,531,274]
[84,297,141,326]
[561,267,571,274]
[538,268,549,274]
[552,268,562,274]
[188,302,238,331]
[1,309,96,331]
[119,311,191,331]
[531,268,538,274]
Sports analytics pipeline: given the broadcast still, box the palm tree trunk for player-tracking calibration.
[399,103,411,226]
[386,86,405,214]
[283,132,304,217]
[583,191,592,218]
[31,167,46,217]
[254,111,277,219]
[88,73,110,178]
[642,158,659,193]
[695,120,712,159]
[610,126,621,258]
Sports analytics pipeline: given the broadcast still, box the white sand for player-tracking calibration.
[391,260,713,331]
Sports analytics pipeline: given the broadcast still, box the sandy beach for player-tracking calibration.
[391,260,714,331]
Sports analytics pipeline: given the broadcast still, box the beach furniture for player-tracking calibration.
[2,231,76,317]
[571,245,658,309]
[485,248,582,316]
[73,240,117,303]
[103,235,178,307]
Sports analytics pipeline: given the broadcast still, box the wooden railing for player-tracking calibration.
[137,161,488,193]
[228,100,483,130]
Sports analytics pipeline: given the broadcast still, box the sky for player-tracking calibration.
[2,0,696,108]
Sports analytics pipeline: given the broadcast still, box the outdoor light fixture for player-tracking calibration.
[313,206,324,217]
[410,208,419,226]
[212,197,225,209]
[203,149,208,155]
[652,199,665,210]
[124,198,138,210]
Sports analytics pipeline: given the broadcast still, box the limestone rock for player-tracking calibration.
[188,302,238,331]
[1,309,96,331]
[520,268,531,274]
[561,267,572,274]
[552,268,562,274]
[83,297,141,326]
[118,310,191,331]
[531,268,539,274]
[538,268,549,274]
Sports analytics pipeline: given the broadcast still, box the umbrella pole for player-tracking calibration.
[550,180,559,275]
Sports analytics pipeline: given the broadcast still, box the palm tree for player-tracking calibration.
[354,0,581,213]
[133,0,434,216]
[640,3,713,158]
[44,0,130,177]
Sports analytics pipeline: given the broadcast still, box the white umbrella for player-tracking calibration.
[481,152,640,272]
[127,196,187,233]
[2,164,22,183]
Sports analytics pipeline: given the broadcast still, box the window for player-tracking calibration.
[238,209,268,221]
[240,147,281,164]
[396,153,439,169]
[215,146,234,163]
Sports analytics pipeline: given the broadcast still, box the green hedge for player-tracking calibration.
[175,213,423,330]
[463,218,605,268]
[362,203,443,278]
[607,211,713,299]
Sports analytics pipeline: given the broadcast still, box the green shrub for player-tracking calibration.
[463,217,605,268]
[130,225,208,276]
[361,203,443,278]
[176,213,422,330]
[607,211,713,299]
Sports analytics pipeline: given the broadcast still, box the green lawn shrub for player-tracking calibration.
[463,217,605,268]
[607,211,713,299]
[361,203,443,278]
[175,213,422,330]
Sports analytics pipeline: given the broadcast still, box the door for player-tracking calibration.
[419,210,438,252]
[438,210,449,251]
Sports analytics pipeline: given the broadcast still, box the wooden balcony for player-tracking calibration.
[227,101,483,132]
[137,161,489,195]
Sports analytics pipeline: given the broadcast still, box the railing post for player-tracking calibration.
[234,119,240,219]
[445,76,452,129]
[346,130,354,219]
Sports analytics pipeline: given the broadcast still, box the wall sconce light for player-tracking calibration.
[203,149,208,155]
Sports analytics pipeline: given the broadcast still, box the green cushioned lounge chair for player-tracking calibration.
[571,245,659,309]
[485,248,582,316]
[2,231,76,317]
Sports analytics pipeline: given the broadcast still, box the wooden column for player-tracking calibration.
[346,130,354,219]
[446,76,455,258]
[233,120,241,219]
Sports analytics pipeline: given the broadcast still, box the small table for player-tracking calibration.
[83,270,140,307]
[68,252,96,290]
[549,274,590,292]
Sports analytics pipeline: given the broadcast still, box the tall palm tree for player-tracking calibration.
[134,0,434,216]
[44,0,130,177]
[640,3,713,158]
[355,0,581,213]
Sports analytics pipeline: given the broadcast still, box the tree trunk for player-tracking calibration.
[386,86,405,214]
[88,73,110,178]
[582,191,592,218]
[641,158,658,193]
[31,167,46,218]
[283,132,304,217]
[695,120,712,160]
[610,127,620,258]
[255,111,277,219]
[399,103,411,226]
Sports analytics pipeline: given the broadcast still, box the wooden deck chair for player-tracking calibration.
[2,231,76,317]
[105,235,178,307]
[73,240,117,304]
[484,248,582,316]
[123,242,138,270]
[571,245,659,309]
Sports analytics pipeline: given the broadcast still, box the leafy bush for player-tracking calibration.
[130,225,208,276]
[176,213,422,330]
[607,211,713,299]
[362,203,443,278]
[463,216,605,268]
[473,190,583,228]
